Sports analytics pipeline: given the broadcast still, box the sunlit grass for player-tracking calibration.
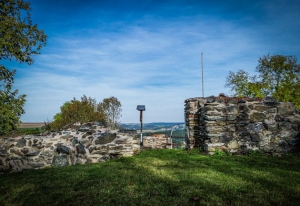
[1,149,300,205]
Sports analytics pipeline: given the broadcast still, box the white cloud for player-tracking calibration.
[12,10,299,123]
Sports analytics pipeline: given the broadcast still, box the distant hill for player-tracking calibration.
[121,122,185,131]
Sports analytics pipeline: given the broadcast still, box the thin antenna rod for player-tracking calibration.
[201,53,204,98]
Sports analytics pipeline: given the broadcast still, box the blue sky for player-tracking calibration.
[5,0,300,123]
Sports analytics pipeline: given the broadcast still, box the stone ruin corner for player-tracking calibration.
[184,94,300,155]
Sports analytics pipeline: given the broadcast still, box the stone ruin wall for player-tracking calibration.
[184,95,300,155]
[0,126,140,174]
[142,134,172,149]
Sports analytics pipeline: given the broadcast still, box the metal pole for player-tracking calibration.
[140,110,143,145]
[201,53,204,98]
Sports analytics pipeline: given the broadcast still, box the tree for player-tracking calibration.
[225,54,300,109]
[51,113,64,131]
[0,67,26,135]
[99,96,122,130]
[225,70,268,98]
[257,55,300,94]
[0,0,47,64]
[50,95,107,130]
[0,0,47,134]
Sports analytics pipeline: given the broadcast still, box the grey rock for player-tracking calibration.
[227,105,238,114]
[56,144,70,155]
[250,112,266,122]
[72,138,79,147]
[248,123,264,133]
[206,96,215,103]
[227,115,237,121]
[52,154,69,167]
[95,133,117,145]
[89,146,95,153]
[204,116,226,121]
[279,122,293,130]
[26,151,40,156]
[274,114,283,122]
[79,139,88,145]
[228,99,238,104]
[278,103,295,115]
[219,134,232,143]
[76,144,86,155]
[254,105,269,111]
[0,149,8,156]
[20,148,29,154]
[98,156,110,162]
[61,135,72,140]
[250,134,260,142]
[278,140,288,147]
[262,96,277,102]
[16,138,26,148]
[78,126,91,132]
[288,139,299,147]
[238,113,249,121]
[40,150,53,157]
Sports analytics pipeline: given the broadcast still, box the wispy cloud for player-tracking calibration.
[7,0,300,123]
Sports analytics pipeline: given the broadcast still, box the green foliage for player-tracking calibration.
[248,150,262,157]
[99,96,122,130]
[0,67,26,135]
[225,54,300,109]
[213,149,231,156]
[0,0,47,135]
[17,127,45,135]
[50,95,113,130]
[225,70,268,98]
[0,0,47,64]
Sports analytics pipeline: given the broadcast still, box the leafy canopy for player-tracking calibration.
[51,96,123,130]
[0,0,47,135]
[51,95,107,130]
[225,54,300,109]
[0,0,47,64]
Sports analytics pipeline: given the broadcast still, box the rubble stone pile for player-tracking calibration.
[0,125,140,174]
[184,95,300,155]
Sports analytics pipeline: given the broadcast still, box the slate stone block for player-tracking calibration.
[95,133,116,145]
[52,154,69,167]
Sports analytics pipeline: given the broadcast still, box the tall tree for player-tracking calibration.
[225,54,300,109]
[0,0,47,135]
[0,67,26,135]
[99,96,122,130]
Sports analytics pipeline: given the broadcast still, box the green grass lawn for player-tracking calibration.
[1,149,300,206]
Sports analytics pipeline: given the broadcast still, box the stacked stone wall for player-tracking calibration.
[0,126,140,174]
[142,134,172,149]
[184,95,300,155]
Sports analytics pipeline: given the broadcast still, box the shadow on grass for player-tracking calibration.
[0,149,300,205]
